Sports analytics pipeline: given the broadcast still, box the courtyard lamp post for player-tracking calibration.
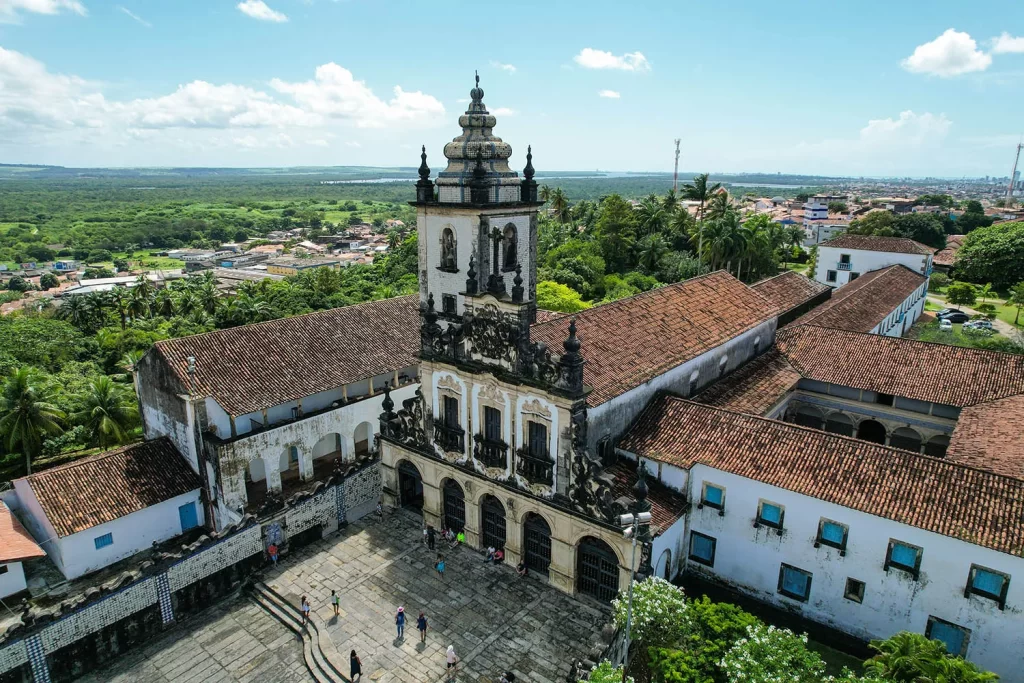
[617,509,652,683]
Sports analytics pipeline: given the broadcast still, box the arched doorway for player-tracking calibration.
[523,513,551,575]
[312,433,342,460]
[397,460,423,510]
[889,427,922,453]
[443,479,465,532]
[925,434,950,458]
[856,419,886,445]
[824,412,854,436]
[794,405,825,430]
[655,548,672,580]
[354,421,374,456]
[577,536,620,602]
[481,495,506,549]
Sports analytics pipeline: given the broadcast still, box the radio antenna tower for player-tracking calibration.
[1008,139,1023,205]
[673,139,681,193]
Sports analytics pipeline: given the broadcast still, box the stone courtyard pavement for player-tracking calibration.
[83,510,611,682]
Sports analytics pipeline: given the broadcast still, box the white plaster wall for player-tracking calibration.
[140,395,197,472]
[815,247,931,288]
[0,563,27,598]
[12,479,64,574]
[678,464,1024,677]
[204,398,232,439]
[650,513,687,582]
[56,490,201,580]
[872,280,927,337]
[589,319,776,453]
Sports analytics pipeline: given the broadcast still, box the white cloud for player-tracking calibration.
[859,110,952,145]
[491,107,516,116]
[901,29,991,77]
[573,48,650,72]
[124,81,318,129]
[344,141,360,147]
[270,62,444,128]
[237,0,287,22]
[490,61,516,74]
[991,32,1024,54]
[0,0,85,23]
[117,5,150,27]
[598,90,620,99]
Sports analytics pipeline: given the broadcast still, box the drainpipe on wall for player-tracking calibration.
[186,356,217,530]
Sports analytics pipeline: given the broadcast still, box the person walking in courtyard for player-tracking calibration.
[350,650,362,681]
[435,554,445,579]
[376,499,384,522]
[395,606,406,639]
[267,542,278,567]
[456,530,465,546]
[427,524,436,550]
[417,611,428,643]
[422,522,429,546]
[331,589,340,616]
[300,596,310,627]
[446,645,458,680]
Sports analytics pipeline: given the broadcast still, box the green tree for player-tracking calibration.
[637,194,668,237]
[594,194,637,273]
[72,376,139,448]
[1009,281,1024,326]
[39,273,59,291]
[720,624,826,682]
[549,187,570,224]
[946,281,978,309]
[929,272,950,292]
[828,201,848,214]
[612,577,689,650]
[536,281,591,313]
[956,223,1024,289]
[0,367,66,475]
[865,631,998,682]
[682,173,721,223]
[894,213,946,249]
[6,276,30,293]
[588,661,633,683]
[636,234,669,275]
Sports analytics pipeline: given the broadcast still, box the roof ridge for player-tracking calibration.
[655,395,1024,486]
[20,438,167,480]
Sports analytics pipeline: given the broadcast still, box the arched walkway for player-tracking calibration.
[889,427,923,453]
[856,419,886,445]
[480,495,506,549]
[576,536,620,602]
[397,460,424,511]
[442,479,466,532]
[248,458,266,483]
[523,512,551,575]
[925,434,950,458]
[354,421,374,456]
[280,446,300,475]
[312,433,343,461]
[655,548,672,580]
[824,412,854,437]
[794,405,825,430]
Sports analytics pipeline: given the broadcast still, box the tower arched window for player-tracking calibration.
[503,223,518,271]
[439,226,458,272]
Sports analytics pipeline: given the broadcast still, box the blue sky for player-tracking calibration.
[1,0,1022,176]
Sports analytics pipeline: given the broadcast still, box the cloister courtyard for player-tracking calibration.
[81,510,612,683]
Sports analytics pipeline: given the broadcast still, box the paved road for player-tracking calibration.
[926,296,1018,337]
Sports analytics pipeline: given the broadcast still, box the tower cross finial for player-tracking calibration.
[475,70,479,87]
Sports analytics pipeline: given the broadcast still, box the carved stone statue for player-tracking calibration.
[440,227,457,270]
[503,224,517,269]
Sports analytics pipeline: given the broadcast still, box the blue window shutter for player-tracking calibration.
[782,567,809,597]
[891,543,918,568]
[972,569,1004,596]
[704,486,723,507]
[929,621,966,655]
[821,522,845,545]
[94,533,113,550]
[760,503,781,525]
[178,502,199,532]
[690,534,713,561]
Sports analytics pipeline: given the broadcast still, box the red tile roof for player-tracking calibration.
[618,397,1024,557]
[776,325,1024,407]
[933,234,966,267]
[696,350,801,415]
[751,272,831,319]
[792,265,926,333]
[819,235,934,255]
[947,394,1024,478]
[604,461,688,537]
[20,438,201,537]
[530,272,779,405]
[152,295,419,416]
[0,501,45,564]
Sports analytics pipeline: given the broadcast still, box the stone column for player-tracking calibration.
[422,479,443,530]
[265,454,282,494]
[548,536,575,594]
[299,447,314,482]
[504,510,523,565]
[464,495,481,548]
[343,435,356,463]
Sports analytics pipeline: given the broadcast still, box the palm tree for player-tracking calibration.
[636,234,669,274]
[237,296,273,324]
[127,286,150,320]
[705,191,731,221]
[133,274,155,300]
[549,188,570,224]
[153,289,175,318]
[119,350,144,379]
[197,281,219,314]
[387,230,401,249]
[175,291,200,317]
[682,173,722,261]
[0,367,65,475]
[108,287,130,330]
[636,194,668,237]
[539,185,553,203]
[662,188,680,214]
[865,632,950,682]
[58,294,92,330]
[72,376,139,449]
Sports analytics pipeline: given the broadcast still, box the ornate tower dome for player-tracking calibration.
[434,72,522,204]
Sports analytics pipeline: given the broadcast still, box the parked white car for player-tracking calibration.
[939,319,953,330]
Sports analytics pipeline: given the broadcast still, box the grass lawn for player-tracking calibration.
[784,262,810,275]
[909,319,1020,353]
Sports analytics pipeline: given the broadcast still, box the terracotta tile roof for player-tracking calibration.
[776,325,1024,408]
[534,309,566,324]
[153,295,419,416]
[819,235,934,255]
[751,272,831,319]
[696,350,801,415]
[0,501,45,564]
[933,234,966,267]
[530,272,779,405]
[618,397,1024,557]
[947,394,1024,478]
[792,265,926,333]
[19,438,201,538]
[604,461,688,537]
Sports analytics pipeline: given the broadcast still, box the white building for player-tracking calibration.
[0,501,45,598]
[135,296,421,527]
[11,440,202,580]
[802,195,851,245]
[813,235,933,288]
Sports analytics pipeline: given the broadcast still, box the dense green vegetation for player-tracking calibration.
[954,222,1024,290]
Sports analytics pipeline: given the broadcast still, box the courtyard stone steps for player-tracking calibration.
[250,581,348,683]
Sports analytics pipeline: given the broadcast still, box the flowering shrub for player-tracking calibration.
[720,624,826,682]
[612,576,689,649]
[589,660,634,683]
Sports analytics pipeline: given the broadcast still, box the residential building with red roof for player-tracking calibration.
[0,501,45,598]
[814,234,934,289]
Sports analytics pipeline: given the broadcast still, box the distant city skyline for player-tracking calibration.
[0,0,1022,177]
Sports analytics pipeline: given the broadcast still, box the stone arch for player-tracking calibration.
[890,427,923,453]
[440,225,457,271]
[248,457,265,482]
[576,536,621,602]
[793,404,825,430]
[441,477,466,532]
[655,548,673,580]
[522,511,552,575]
[279,445,300,474]
[824,412,854,436]
[480,494,507,549]
[354,421,374,456]
[517,504,556,531]
[925,434,950,458]
[569,529,626,568]
[312,432,343,461]
[396,459,424,510]
[502,223,518,270]
[856,419,887,445]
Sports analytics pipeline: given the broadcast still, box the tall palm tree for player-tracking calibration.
[682,173,722,262]
[197,281,219,314]
[636,194,668,237]
[175,291,200,317]
[705,191,732,221]
[539,185,553,203]
[662,188,680,214]
[133,274,155,300]
[636,234,669,274]
[72,376,139,449]
[58,295,92,330]
[153,289,176,318]
[237,296,273,324]
[108,287,130,330]
[127,286,151,320]
[549,188,570,224]
[0,368,65,475]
